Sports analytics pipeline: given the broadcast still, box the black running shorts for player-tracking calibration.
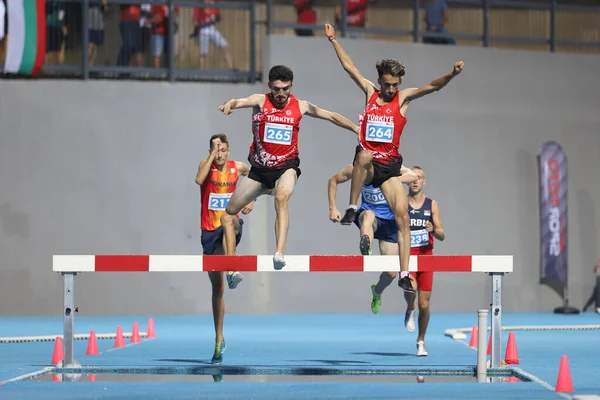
[353,145,403,188]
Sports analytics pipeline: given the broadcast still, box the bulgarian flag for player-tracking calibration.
[4,0,46,76]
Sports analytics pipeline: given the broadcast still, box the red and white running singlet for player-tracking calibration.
[200,160,238,231]
[249,94,303,168]
[358,90,407,164]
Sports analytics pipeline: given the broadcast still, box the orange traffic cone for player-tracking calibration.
[89,374,96,382]
[114,325,125,348]
[86,330,99,355]
[505,332,520,364]
[507,376,519,383]
[555,355,574,393]
[131,322,141,344]
[51,337,64,365]
[146,318,156,339]
[469,325,478,348]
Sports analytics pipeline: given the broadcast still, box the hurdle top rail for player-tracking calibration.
[53,254,512,377]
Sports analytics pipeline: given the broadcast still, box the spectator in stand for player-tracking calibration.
[294,0,316,37]
[45,1,68,65]
[117,5,142,67]
[191,0,233,70]
[88,0,107,66]
[423,0,455,45]
[335,0,373,40]
[151,3,179,68]
[0,0,6,65]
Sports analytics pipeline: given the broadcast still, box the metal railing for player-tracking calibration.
[1,0,599,83]
[266,0,600,54]
[2,0,258,82]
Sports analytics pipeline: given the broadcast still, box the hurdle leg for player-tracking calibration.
[489,272,503,368]
[62,272,76,369]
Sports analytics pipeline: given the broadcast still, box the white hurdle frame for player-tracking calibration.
[53,254,512,374]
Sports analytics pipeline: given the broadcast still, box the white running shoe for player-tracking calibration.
[404,309,416,332]
[596,307,600,314]
[416,341,428,357]
[273,252,286,270]
[226,271,242,289]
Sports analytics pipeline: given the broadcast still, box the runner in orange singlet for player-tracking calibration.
[218,65,359,270]
[195,133,255,365]
[324,23,463,294]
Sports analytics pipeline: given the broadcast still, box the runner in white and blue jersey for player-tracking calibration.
[328,164,417,256]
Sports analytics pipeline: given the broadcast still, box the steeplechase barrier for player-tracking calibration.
[52,254,513,371]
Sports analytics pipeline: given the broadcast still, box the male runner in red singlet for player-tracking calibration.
[324,23,462,293]
[195,133,255,364]
[370,166,445,357]
[218,65,359,270]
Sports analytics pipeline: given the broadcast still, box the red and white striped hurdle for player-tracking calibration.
[52,254,513,273]
[53,254,512,370]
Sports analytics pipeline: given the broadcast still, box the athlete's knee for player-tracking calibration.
[220,213,234,226]
[211,277,225,296]
[395,212,409,231]
[361,210,376,223]
[356,150,373,167]
[274,189,291,208]
[418,294,430,311]
[225,203,237,216]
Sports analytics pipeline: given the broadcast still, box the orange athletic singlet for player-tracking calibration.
[200,160,238,231]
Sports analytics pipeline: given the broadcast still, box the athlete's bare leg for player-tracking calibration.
[358,210,377,255]
[404,285,431,354]
[220,214,243,290]
[339,150,375,227]
[208,244,226,344]
[272,169,298,269]
[370,240,398,314]
[226,177,267,216]
[221,214,241,256]
[379,177,413,293]
[375,241,398,288]
[350,151,374,205]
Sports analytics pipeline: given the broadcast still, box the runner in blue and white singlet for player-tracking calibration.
[327,163,417,256]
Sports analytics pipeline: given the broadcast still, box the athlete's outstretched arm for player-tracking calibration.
[219,94,265,115]
[328,164,354,222]
[324,24,373,95]
[300,101,359,135]
[403,62,464,102]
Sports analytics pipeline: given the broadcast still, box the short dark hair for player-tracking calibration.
[376,59,406,79]
[411,165,424,177]
[209,133,229,148]
[268,65,294,83]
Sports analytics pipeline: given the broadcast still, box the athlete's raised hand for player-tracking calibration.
[329,208,342,223]
[425,221,435,233]
[210,138,221,156]
[452,61,464,76]
[324,23,336,39]
[218,101,234,115]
